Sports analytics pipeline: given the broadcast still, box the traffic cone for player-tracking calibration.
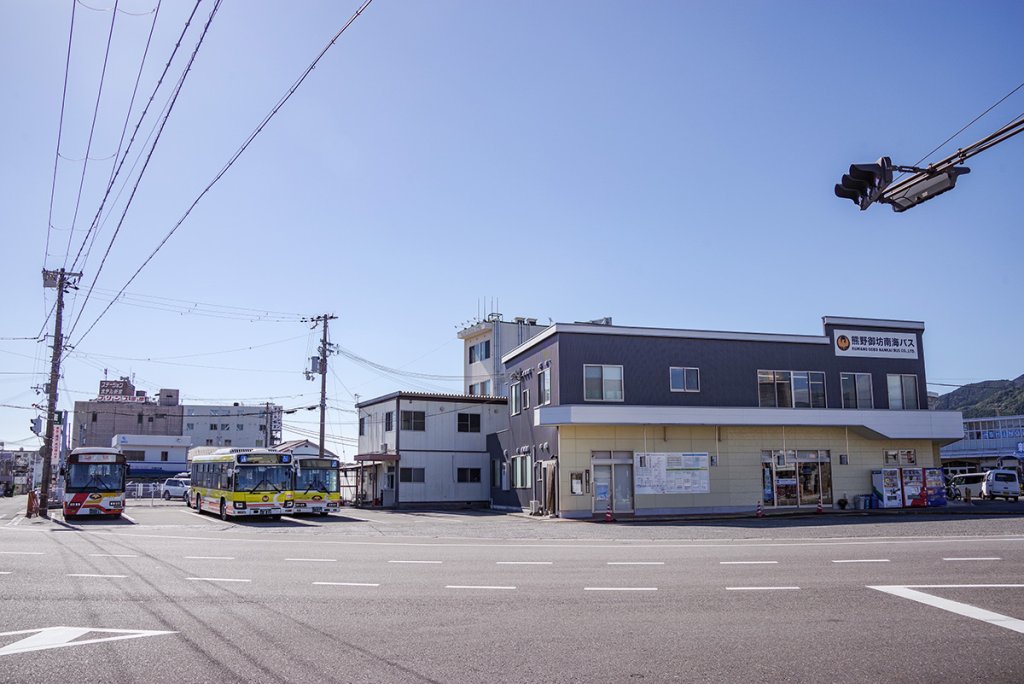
[604,502,614,523]
[755,500,764,518]
[816,496,824,514]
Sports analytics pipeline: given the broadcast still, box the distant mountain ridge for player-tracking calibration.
[934,373,1024,419]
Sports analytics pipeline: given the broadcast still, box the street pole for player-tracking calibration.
[39,268,80,518]
[319,314,330,458]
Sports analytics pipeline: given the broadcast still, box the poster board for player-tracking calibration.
[635,452,710,495]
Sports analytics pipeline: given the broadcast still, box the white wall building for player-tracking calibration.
[113,434,191,478]
[183,403,281,449]
[457,314,547,397]
[354,392,507,507]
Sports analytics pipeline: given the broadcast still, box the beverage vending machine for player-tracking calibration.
[871,468,903,508]
[901,467,927,507]
[924,467,947,507]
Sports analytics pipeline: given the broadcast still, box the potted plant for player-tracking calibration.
[837,493,849,510]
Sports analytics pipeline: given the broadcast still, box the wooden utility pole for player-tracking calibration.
[39,268,81,517]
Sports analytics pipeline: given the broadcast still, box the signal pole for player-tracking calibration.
[305,314,336,458]
[40,268,81,518]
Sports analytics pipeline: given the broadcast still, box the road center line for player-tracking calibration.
[285,558,337,562]
[584,587,658,592]
[313,581,380,587]
[496,561,553,565]
[942,557,1001,561]
[832,559,890,563]
[0,572,11,575]
[89,554,138,558]
[446,585,517,590]
[607,562,665,566]
[388,560,442,564]
[720,561,778,565]
[186,577,251,583]
[184,556,235,560]
[0,551,44,555]
[67,574,127,578]
[726,586,801,591]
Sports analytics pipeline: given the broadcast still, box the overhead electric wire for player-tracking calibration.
[67,0,374,354]
[43,0,77,269]
[60,0,121,271]
[78,286,304,322]
[66,0,218,346]
[69,0,164,276]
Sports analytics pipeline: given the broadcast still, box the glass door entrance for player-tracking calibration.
[592,452,634,514]
[761,450,832,508]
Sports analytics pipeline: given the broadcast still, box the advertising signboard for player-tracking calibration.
[833,329,918,359]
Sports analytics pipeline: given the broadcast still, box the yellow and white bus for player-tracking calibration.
[292,457,341,515]
[190,449,295,520]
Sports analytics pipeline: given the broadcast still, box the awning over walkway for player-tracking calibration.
[352,453,399,463]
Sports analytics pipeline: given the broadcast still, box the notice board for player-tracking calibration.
[635,452,710,495]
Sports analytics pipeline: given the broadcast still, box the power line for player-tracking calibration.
[43,0,78,269]
[60,0,121,271]
[67,0,374,353]
[67,0,220,347]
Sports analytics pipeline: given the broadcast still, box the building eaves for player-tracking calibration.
[355,391,508,409]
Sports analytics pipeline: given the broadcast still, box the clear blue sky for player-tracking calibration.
[2,0,1022,455]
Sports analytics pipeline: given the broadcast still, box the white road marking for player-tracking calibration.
[286,558,337,562]
[584,587,658,592]
[313,582,380,587]
[0,514,5,519]
[832,559,890,563]
[67,574,128,579]
[0,551,44,555]
[0,627,177,657]
[120,514,137,524]
[387,560,442,564]
[869,585,1024,635]
[720,561,778,565]
[726,586,800,591]
[943,557,1001,561]
[446,585,517,590]
[186,577,251,583]
[496,561,553,565]
[184,556,235,560]
[0,572,11,575]
[5,516,23,527]
[607,562,665,566]
[174,510,220,524]
[89,554,138,558]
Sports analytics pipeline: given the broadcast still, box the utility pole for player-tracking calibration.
[304,314,336,458]
[40,268,81,518]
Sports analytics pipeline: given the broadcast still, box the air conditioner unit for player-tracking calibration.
[380,444,388,453]
[529,500,541,515]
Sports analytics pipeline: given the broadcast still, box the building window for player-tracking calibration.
[401,410,425,431]
[358,417,365,436]
[210,424,218,430]
[457,467,481,483]
[521,387,530,410]
[840,373,874,409]
[457,413,481,433]
[205,439,214,446]
[385,411,393,432]
[186,423,194,430]
[160,451,169,462]
[570,471,586,495]
[123,450,145,462]
[510,382,521,415]
[236,424,244,431]
[758,370,826,408]
[469,340,491,364]
[220,424,230,431]
[538,369,551,405]
[223,439,231,446]
[584,364,624,402]
[669,367,700,392]
[91,412,97,423]
[511,454,533,488]
[399,467,425,483]
[137,414,144,424]
[887,374,919,409]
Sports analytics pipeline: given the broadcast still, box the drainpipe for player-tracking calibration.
[394,396,401,510]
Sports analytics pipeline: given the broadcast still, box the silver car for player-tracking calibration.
[161,478,190,501]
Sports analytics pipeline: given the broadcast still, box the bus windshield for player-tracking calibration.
[66,463,126,492]
[234,465,291,492]
[295,467,339,493]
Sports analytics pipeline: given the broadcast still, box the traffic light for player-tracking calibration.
[886,167,970,212]
[835,157,893,210]
[30,418,42,435]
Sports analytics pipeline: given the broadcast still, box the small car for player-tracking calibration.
[981,469,1020,502]
[161,478,190,500]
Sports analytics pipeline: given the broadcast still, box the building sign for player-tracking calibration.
[979,428,1024,440]
[833,329,918,359]
[99,380,134,397]
[635,452,709,495]
[94,395,146,403]
[51,425,61,467]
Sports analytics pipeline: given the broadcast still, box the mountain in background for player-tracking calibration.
[934,373,1024,418]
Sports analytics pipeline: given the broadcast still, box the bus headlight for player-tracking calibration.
[109,501,123,508]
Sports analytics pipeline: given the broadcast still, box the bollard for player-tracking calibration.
[964,486,972,504]
[755,500,764,518]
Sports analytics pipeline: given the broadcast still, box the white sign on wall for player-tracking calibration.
[833,329,918,359]
[635,452,709,495]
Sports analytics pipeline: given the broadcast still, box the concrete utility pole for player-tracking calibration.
[39,268,81,517]
[306,314,336,458]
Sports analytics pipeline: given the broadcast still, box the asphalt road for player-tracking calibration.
[2,496,1023,683]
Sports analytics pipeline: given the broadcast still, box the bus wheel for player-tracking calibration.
[195,494,202,513]
[220,500,228,521]
[319,511,329,517]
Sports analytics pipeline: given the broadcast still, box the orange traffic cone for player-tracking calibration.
[755,500,764,518]
[816,496,824,514]
[604,501,614,523]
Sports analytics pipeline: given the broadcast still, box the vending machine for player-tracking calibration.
[871,468,903,508]
[924,467,948,507]
[901,467,927,507]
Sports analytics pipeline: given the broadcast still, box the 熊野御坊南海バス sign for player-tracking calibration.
[833,330,918,359]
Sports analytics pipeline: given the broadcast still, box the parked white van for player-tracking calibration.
[981,469,1020,501]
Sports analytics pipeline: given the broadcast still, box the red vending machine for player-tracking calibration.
[901,468,927,507]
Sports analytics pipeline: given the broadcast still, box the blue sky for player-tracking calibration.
[2,0,1022,454]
